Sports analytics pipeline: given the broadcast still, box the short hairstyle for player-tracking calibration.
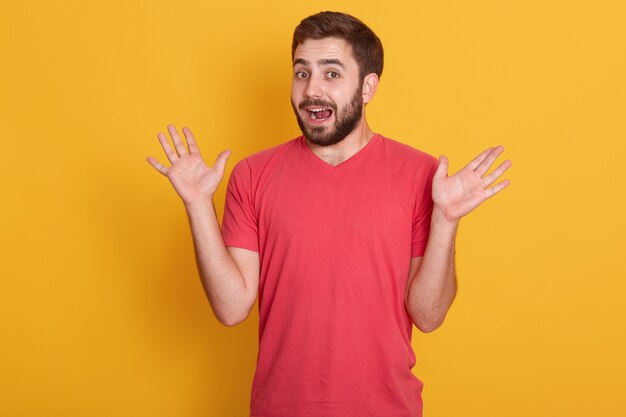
[292,11,384,81]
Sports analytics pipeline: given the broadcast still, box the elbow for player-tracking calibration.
[214,305,252,327]
[217,311,248,327]
[405,290,456,333]
[209,291,256,327]
[414,316,445,333]
[219,316,243,327]
[406,302,448,333]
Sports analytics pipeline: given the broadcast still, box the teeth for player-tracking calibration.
[307,108,330,121]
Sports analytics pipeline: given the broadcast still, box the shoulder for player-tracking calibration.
[237,137,300,168]
[229,136,302,181]
[376,134,438,175]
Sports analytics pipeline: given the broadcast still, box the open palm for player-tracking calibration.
[147,125,231,205]
[433,146,511,221]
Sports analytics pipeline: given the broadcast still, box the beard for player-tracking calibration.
[292,85,363,147]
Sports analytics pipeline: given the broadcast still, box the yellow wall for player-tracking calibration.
[2,1,624,416]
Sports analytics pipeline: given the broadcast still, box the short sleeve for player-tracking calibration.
[221,159,259,252]
[411,157,438,257]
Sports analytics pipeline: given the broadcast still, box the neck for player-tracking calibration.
[306,117,374,166]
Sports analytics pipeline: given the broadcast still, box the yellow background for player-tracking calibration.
[1,0,625,416]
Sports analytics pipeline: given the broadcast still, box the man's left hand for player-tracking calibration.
[432,146,512,223]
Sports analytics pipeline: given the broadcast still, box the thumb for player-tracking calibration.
[434,155,449,179]
[214,150,232,174]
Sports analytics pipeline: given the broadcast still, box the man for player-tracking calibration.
[147,11,511,417]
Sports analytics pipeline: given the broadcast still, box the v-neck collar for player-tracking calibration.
[298,133,382,171]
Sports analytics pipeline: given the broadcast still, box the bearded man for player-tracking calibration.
[147,11,511,417]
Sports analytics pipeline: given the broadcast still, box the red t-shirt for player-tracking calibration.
[222,134,438,417]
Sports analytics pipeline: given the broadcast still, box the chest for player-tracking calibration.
[255,162,416,247]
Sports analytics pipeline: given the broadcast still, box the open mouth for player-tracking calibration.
[307,108,333,121]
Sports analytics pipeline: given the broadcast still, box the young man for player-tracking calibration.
[147,11,511,417]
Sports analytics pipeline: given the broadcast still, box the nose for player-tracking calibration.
[305,76,322,99]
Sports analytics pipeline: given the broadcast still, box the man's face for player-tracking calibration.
[291,37,364,146]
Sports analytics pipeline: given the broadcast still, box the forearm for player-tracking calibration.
[405,208,458,332]
[184,197,254,326]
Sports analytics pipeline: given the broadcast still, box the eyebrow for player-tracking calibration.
[293,58,346,69]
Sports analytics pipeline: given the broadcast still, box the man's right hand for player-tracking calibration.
[147,124,231,205]
[147,124,257,326]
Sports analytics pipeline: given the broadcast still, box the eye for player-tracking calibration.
[295,71,308,79]
[327,71,340,79]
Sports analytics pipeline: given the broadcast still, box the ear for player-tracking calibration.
[361,73,379,104]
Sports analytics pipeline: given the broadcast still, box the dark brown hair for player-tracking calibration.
[292,11,384,81]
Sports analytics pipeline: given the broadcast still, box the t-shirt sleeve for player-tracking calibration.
[221,159,259,252]
[411,157,438,257]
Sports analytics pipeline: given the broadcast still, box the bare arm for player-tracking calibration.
[147,125,259,326]
[405,146,511,332]
[405,209,458,333]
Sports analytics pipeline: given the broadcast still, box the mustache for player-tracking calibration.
[298,99,336,111]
